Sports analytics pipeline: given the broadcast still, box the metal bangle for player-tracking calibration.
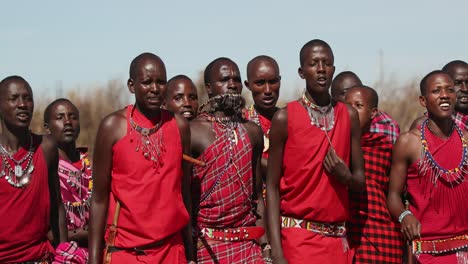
[398,210,413,223]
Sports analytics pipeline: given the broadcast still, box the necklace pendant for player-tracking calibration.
[15,165,23,177]
[263,135,270,153]
[233,130,238,145]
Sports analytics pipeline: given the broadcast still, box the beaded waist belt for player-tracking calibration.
[200,226,265,242]
[281,216,346,237]
[412,234,468,254]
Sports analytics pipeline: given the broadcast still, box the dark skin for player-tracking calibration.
[387,73,461,243]
[330,72,362,102]
[266,44,364,264]
[345,87,378,132]
[245,56,281,179]
[44,101,89,247]
[88,55,194,263]
[164,76,199,121]
[410,62,468,129]
[0,79,67,246]
[190,58,269,259]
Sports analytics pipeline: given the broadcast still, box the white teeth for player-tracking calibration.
[440,103,449,107]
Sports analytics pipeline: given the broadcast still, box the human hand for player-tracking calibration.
[401,214,421,241]
[323,148,351,184]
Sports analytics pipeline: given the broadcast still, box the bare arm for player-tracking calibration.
[266,109,288,264]
[88,111,126,264]
[175,114,194,262]
[387,131,421,242]
[43,135,68,246]
[323,105,364,191]
[245,122,270,258]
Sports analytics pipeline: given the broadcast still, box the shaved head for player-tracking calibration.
[442,60,468,76]
[129,52,165,80]
[347,85,379,108]
[246,55,279,80]
[0,75,32,99]
[203,57,236,85]
[299,39,334,67]
[420,70,451,96]
[331,71,362,102]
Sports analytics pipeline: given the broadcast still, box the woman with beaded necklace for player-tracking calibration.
[44,98,90,263]
[0,76,67,263]
[387,70,468,263]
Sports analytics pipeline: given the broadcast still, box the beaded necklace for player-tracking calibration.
[129,105,165,169]
[419,119,467,186]
[301,90,334,146]
[59,152,93,225]
[248,105,270,153]
[0,134,35,188]
[196,113,252,206]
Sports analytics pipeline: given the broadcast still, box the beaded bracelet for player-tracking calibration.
[263,257,273,264]
[398,210,413,223]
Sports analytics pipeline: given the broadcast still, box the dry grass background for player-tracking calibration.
[29,73,425,156]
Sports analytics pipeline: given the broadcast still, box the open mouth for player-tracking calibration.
[16,112,30,121]
[440,102,451,111]
[317,77,327,86]
[262,97,275,105]
[180,110,194,118]
[458,95,468,104]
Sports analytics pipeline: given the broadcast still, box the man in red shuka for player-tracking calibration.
[0,76,67,263]
[190,57,270,264]
[266,39,365,264]
[387,71,468,264]
[88,53,194,264]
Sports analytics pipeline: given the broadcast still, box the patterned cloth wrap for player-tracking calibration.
[369,110,400,144]
[348,132,403,263]
[52,242,87,264]
[193,121,263,264]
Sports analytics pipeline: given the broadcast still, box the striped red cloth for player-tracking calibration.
[193,121,263,263]
[348,132,403,263]
[53,242,87,264]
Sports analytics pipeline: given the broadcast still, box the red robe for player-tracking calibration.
[105,106,189,264]
[193,121,263,264]
[406,124,468,264]
[280,101,352,264]
[349,132,402,263]
[0,134,54,262]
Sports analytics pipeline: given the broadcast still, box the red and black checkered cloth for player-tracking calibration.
[348,132,403,263]
[193,122,263,263]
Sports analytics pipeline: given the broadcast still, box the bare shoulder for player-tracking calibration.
[97,108,127,144]
[272,108,288,125]
[243,120,263,137]
[393,128,421,159]
[409,115,426,130]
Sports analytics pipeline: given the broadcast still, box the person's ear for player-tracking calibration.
[371,108,378,119]
[298,67,305,79]
[43,123,51,134]
[205,82,213,97]
[244,80,251,91]
[128,78,135,94]
[419,95,427,107]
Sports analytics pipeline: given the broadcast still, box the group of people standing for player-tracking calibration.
[0,39,466,264]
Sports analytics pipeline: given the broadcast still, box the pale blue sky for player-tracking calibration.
[1,0,467,100]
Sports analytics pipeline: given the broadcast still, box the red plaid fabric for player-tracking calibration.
[193,122,262,263]
[197,241,263,264]
[52,242,87,264]
[453,111,468,130]
[348,132,403,263]
[370,110,400,144]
